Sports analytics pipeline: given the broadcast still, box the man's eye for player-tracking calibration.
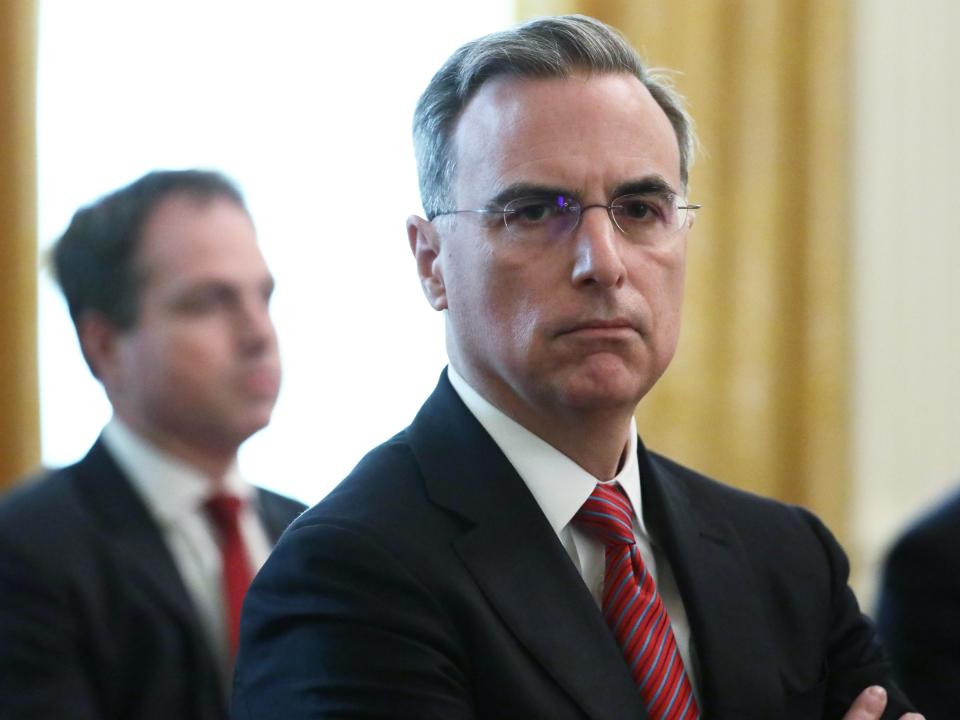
[175,288,230,314]
[623,202,651,219]
[177,295,218,314]
[506,198,559,224]
[615,194,669,223]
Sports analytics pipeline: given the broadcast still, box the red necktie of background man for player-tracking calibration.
[205,494,254,662]
[574,482,700,720]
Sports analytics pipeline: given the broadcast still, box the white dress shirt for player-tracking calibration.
[447,366,701,699]
[101,418,273,682]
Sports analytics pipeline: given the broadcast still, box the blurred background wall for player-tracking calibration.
[849,0,960,603]
[2,0,958,607]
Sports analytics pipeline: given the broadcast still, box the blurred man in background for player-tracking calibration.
[877,487,960,719]
[0,169,304,720]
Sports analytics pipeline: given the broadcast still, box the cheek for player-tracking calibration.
[652,257,687,352]
[629,247,686,339]
[473,262,542,342]
[144,330,229,390]
[175,337,232,379]
[114,334,159,392]
[444,241,504,320]
[506,288,544,346]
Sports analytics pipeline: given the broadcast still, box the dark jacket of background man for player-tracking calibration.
[0,169,305,720]
[877,488,960,720]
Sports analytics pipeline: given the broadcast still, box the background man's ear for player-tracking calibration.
[76,312,123,385]
[406,215,447,311]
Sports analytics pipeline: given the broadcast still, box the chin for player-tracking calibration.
[560,389,642,414]
[554,356,651,407]
[554,377,645,413]
[235,410,274,441]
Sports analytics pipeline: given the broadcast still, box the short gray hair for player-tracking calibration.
[412,14,696,219]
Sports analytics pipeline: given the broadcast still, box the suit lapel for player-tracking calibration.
[74,439,225,712]
[76,441,202,626]
[639,445,784,718]
[255,488,303,542]
[409,373,648,720]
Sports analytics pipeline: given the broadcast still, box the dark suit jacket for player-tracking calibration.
[233,371,912,719]
[876,488,960,720]
[0,438,305,720]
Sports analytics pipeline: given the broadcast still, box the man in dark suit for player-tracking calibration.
[233,16,919,720]
[876,488,960,718]
[0,170,305,720]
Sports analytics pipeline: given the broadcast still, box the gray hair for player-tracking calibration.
[412,14,696,219]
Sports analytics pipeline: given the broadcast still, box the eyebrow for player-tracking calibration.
[486,183,573,209]
[486,175,681,209]
[168,273,276,304]
[611,175,679,198]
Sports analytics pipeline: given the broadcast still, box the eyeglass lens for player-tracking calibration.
[502,193,689,244]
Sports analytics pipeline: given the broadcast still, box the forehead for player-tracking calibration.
[451,72,682,200]
[135,194,265,287]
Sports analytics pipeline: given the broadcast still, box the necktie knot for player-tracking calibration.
[573,482,636,548]
[205,494,244,532]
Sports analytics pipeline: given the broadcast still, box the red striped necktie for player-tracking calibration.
[574,483,700,720]
[205,494,254,662]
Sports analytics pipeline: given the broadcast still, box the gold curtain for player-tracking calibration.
[0,0,40,490]
[518,0,852,540]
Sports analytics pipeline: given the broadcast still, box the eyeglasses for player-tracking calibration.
[433,192,701,247]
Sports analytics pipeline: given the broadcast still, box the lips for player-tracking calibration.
[241,365,281,397]
[557,317,641,337]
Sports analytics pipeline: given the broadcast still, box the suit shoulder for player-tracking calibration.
[903,487,960,540]
[0,467,85,532]
[0,466,96,575]
[887,487,960,564]
[650,451,799,511]
[649,450,834,543]
[648,449,857,615]
[294,430,421,527]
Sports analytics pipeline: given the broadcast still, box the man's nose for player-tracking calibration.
[237,297,277,352]
[570,205,627,289]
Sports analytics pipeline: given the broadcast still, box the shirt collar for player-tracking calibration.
[101,417,254,528]
[446,366,647,537]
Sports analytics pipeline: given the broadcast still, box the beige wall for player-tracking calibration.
[851,0,960,604]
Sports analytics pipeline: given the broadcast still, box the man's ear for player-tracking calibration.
[406,215,447,311]
[76,312,124,386]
